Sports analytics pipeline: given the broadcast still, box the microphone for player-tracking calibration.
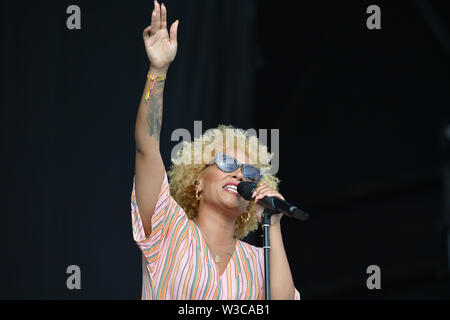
[237,181,310,221]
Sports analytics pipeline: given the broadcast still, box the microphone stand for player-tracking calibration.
[262,208,272,300]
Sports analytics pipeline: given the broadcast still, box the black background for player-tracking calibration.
[2,0,450,299]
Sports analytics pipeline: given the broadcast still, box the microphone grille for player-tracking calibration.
[237,181,257,200]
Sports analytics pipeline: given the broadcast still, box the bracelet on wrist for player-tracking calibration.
[144,72,167,104]
[147,71,167,82]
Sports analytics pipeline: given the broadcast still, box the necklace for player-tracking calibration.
[209,246,234,263]
[202,234,236,264]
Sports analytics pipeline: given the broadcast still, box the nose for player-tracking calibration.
[231,167,245,181]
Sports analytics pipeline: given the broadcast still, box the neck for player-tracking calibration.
[195,202,237,247]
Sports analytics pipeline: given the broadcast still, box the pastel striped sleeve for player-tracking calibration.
[131,169,187,267]
[256,285,301,300]
[294,287,301,300]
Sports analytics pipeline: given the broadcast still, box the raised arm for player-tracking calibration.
[134,0,179,237]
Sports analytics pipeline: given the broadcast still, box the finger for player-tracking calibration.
[153,0,161,30]
[255,194,267,203]
[255,190,276,200]
[254,187,284,201]
[160,3,167,30]
[253,189,271,202]
[143,25,152,39]
[252,184,271,198]
[259,189,285,200]
[150,10,157,34]
[169,20,179,44]
[254,191,281,203]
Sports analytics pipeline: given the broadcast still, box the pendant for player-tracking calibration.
[215,255,220,263]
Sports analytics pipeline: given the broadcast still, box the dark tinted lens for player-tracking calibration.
[242,165,261,182]
[217,153,238,172]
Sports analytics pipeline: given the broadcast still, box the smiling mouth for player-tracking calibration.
[223,185,239,196]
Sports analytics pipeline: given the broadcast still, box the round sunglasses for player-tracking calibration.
[204,152,262,183]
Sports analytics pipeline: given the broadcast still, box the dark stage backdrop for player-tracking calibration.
[1,0,450,299]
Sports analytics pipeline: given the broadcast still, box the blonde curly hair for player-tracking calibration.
[167,124,280,239]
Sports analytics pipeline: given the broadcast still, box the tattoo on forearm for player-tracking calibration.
[146,81,165,141]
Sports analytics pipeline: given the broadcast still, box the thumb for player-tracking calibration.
[169,20,179,44]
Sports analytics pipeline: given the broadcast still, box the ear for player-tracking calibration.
[194,176,203,192]
[195,170,206,191]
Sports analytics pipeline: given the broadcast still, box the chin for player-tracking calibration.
[219,190,246,211]
[221,200,246,215]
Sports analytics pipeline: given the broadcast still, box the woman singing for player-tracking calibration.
[131,0,300,300]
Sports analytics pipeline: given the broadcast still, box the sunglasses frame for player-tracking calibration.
[204,152,262,183]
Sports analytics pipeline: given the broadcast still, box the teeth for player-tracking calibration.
[224,185,238,192]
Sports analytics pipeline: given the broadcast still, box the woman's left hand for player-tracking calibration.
[252,183,285,226]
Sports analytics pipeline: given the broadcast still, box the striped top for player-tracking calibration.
[131,170,301,300]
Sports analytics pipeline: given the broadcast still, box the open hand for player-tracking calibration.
[143,1,179,72]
